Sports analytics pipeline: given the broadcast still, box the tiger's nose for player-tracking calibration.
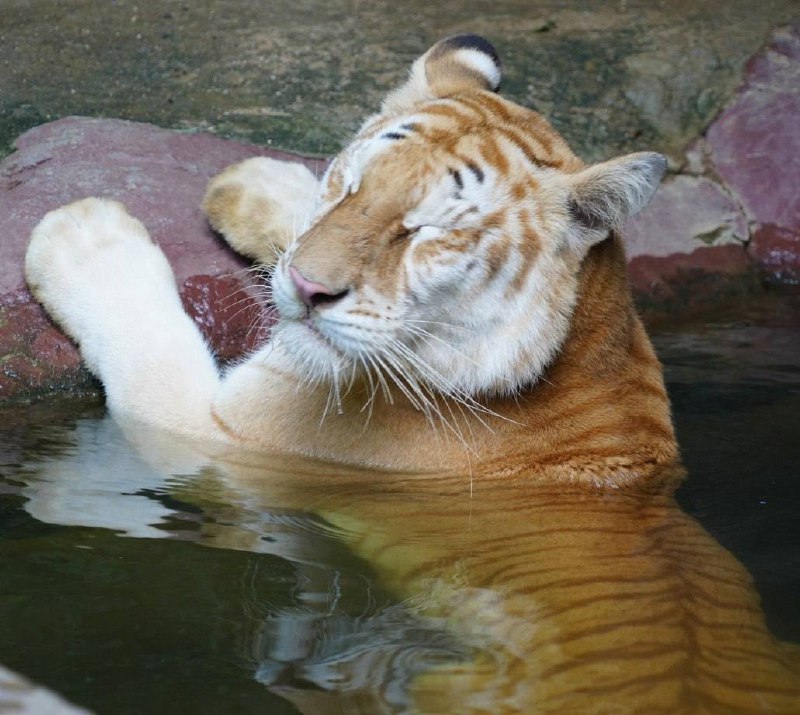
[288,266,349,309]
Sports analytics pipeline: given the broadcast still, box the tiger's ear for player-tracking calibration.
[565,152,667,248]
[382,35,502,115]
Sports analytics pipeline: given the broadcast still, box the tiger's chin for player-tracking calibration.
[271,314,460,409]
[271,320,354,386]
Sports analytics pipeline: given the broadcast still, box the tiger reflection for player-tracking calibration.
[174,453,800,715]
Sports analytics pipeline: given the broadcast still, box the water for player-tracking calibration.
[0,294,798,713]
[653,296,800,644]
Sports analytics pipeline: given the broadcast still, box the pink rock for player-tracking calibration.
[749,224,800,285]
[627,245,753,299]
[621,173,751,298]
[0,297,88,401]
[0,116,325,295]
[623,174,748,259]
[180,274,275,360]
[0,117,324,404]
[706,24,800,279]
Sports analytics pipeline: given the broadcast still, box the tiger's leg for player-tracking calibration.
[25,198,222,439]
[202,157,320,266]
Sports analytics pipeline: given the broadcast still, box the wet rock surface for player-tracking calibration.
[706,24,800,285]
[626,23,800,300]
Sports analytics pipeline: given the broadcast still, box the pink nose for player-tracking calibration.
[288,266,348,309]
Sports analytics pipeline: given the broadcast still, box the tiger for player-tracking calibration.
[22,34,800,713]
[200,456,800,715]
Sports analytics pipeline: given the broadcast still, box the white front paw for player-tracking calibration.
[25,198,178,366]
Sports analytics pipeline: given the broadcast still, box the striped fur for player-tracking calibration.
[25,35,800,713]
[194,454,800,714]
[201,36,800,712]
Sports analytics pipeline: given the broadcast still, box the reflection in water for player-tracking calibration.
[254,592,470,714]
[2,414,799,714]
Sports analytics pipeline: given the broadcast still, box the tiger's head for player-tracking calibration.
[270,35,666,399]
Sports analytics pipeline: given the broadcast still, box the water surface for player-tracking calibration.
[0,295,798,713]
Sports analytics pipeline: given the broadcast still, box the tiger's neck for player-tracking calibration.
[343,233,678,485]
[476,233,679,486]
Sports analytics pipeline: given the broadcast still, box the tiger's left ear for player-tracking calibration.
[382,35,502,115]
[565,152,667,249]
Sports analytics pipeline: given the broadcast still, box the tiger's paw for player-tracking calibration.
[202,157,320,266]
[25,198,177,354]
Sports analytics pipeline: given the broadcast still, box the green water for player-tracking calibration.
[0,294,798,713]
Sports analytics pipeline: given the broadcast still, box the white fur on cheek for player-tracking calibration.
[396,187,579,399]
[414,226,445,241]
[406,247,577,397]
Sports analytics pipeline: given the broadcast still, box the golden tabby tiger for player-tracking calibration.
[24,35,799,713]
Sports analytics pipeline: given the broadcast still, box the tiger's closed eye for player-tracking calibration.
[394,225,416,241]
[400,223,444,241]
[413,226,445,241]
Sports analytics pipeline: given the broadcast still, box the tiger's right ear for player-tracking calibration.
[564,152,667,251]
[382,35,502,115]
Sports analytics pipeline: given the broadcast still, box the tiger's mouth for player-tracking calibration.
[278,312,335,350]
[299,316,349,359]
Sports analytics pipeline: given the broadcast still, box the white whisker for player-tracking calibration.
[379,340,476,451]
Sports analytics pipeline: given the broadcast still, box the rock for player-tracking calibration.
[4,1,796,162]
[627,246,754,311]
[623,23,800,301]
[706,24,800,282]
[750,224,800,285]
[622,174,750,298]
[0,117,325,405]
[180,274,273,357]
[681,137,712,176]
[624,174,748,259]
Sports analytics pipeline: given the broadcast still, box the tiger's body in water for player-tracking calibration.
[24,35,800,713]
